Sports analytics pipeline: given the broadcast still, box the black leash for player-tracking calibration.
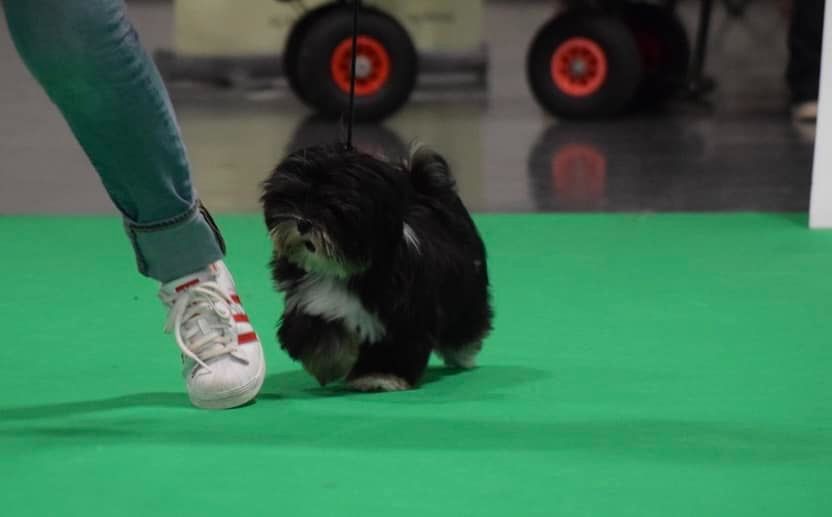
[346,0,360,150]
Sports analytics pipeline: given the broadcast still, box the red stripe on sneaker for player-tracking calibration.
[175,279,200,292]
[238,332,258,345]
[233,314,249,323]
[231,294,242,303]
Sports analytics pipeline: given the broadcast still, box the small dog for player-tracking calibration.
[261,144,493,391]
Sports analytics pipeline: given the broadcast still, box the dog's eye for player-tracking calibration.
[297,220,313,234]
[305,242,316,253]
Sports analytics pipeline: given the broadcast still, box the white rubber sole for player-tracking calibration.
[188,359,267,410]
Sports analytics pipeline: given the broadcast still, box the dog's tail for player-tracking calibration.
[406,145,457,196]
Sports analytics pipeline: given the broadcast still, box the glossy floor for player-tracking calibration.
[0,1,816,214]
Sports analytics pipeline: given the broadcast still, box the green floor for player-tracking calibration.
[1,214,831,516]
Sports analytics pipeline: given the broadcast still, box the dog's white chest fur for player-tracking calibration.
[285,274,386,343]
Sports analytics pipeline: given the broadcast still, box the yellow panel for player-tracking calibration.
[172,0,482,56]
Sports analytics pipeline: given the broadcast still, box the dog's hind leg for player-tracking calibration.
[435,341,482,370]
[346,339,432,392]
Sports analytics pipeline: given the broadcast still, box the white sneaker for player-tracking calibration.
[159,261,265,409]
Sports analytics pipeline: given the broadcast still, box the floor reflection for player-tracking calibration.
[179,95,490,212]
[527,115,812,212]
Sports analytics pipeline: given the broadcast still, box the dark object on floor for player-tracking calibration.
[261,144,493,391]
[787,0,824,105]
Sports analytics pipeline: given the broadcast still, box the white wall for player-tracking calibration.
[810,0,832,227]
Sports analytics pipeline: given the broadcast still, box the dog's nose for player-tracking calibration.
[296,220,312,234]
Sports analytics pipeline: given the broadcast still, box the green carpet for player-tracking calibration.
[1,213,831,517]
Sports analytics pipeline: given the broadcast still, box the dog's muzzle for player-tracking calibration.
[271,219,326,260]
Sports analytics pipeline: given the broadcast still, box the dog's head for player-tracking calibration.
[261,144,408,277]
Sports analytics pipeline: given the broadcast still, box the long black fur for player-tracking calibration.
[261,143,493,389]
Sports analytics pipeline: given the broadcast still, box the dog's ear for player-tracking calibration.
[260,151,318,230]
[407,146,457,195]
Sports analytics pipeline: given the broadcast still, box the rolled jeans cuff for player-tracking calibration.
[124,201,226,283]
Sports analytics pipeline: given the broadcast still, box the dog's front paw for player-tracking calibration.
[347,374,411,392]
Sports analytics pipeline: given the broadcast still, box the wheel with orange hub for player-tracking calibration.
[527,12,643,119]
[294,7,417,122]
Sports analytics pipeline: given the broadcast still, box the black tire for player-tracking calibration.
[527,12,643,119]
[295,7,417,122]
[284,6,340,107]
[616,3,690,103]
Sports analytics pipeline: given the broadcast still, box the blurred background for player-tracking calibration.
[0,0,819,214]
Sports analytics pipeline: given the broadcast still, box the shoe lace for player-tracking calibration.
[163,282,245,373]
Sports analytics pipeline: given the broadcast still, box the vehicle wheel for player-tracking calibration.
[295,7,417,122]
[283,6,339,106]
[527,12,643,119]
[617,3,691,103]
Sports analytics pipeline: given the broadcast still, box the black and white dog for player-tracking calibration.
[261,144,492,391]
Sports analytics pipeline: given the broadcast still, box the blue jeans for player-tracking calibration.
[2,0,225,282]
